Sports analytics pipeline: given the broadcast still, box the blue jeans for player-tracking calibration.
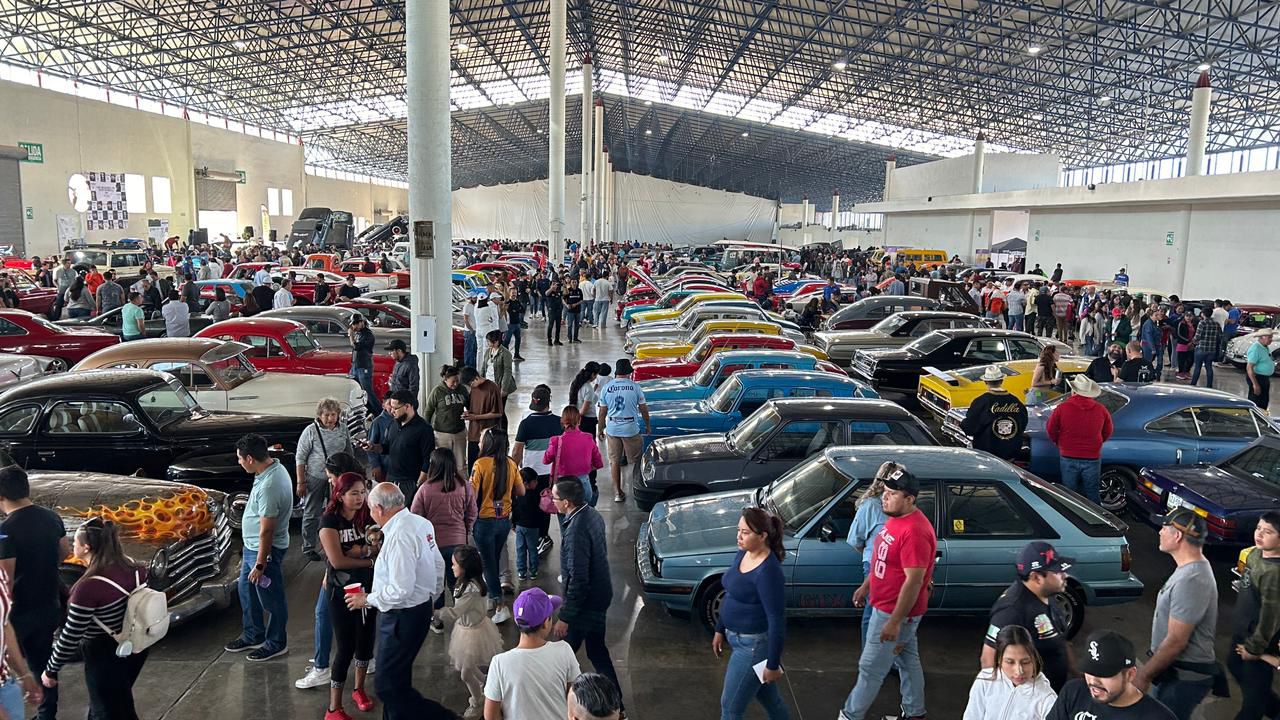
[67,307,90,318]
[349,365,377,414]
[1143,344,1165,376]
[1060,456,1101,505]
[841,608,925,720]
[473,517,511,601]
[1150,677,1212,720]
[313,583,332,670]
[595,300,609,326]
[576,473,596,507]
[238,546,289,652]
[720,630,789,720]
[515,525,539,576]
[463,330,477,368]
[0,678,24,720]
[566,309,581,341]
[1190,350,1215,387]
[582,300,594,324]
[860,561,873,644]
[503,322,522,358]
[1009,314,1024,332]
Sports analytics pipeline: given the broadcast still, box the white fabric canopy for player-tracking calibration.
[451,172,775,244]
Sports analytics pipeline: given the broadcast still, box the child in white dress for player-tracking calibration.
[436,545,505,718]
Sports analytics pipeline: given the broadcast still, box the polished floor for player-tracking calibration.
[44,313,1262,719]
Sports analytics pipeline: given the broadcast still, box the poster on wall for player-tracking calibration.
[147,219,169,244]
[84,171,129,230]
[56,214,81,246]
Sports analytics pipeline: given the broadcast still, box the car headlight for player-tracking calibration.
[149,549,169,587]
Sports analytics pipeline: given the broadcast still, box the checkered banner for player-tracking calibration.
[85,171,129,230]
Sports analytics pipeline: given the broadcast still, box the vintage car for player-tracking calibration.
[643,369,873,447]
[634,397,934,511]
[1,309,121,364]
[778,287,861,314]
[631,334,826,381]
[1130,437,1280,545]
[192,279,253,311]
[633,320,806,360]
[269,269,369,304]
[0,369,308,498]
[63,246,175,282]
[362,289,412,308]
[337,299,411,329]
[0,353,66,388]
[823,295,943,331]
[615,282,730,321]
[814,311,991,369]
[1226,328,1280,367]
[917,356,1095,420]
[620,288,702,324]
[639,350,850,405]
[452,271,487,297]
[58,305,216,339]
[261,305,464,366]
[224,261,281,280]
[850,328,1071,394]
[305,253,408,291]
[629,292,750,326]
[637,446,1142,633]
[0,268,57,315]
[624,303,800,352]
[72,338,370,433]
[19,472,238,625]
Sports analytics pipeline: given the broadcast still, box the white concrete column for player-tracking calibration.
[604,158,614,244]
[971,132,986,194]
[592,99,604,247]
[547,0,566,262]
[579,55,593,255]
[771,200,781,243]
[1186,71,1211,177]
[883,155,896,201]
[801,196,810,228]
[406,0,454,397]
[831,190,841,242]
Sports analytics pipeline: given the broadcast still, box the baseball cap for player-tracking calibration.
[881,466,919,497]
[1078,629,1137,678]
[512,587,562,629]
[529,384,552,411]
[1016,541,1074,578]
[386,339,408,352]
[1157,506,1206,540]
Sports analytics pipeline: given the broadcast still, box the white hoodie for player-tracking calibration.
[963,668,1057,720]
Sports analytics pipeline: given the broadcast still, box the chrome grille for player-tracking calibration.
[345,405,368,439]
[161,507,233,605]
[919,388,950,414]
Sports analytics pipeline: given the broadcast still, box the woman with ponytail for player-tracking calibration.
[41,517,148,718]
[713,506,789,720]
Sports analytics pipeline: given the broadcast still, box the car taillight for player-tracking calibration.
[1120,543,1132,573]
[1207,513,1237,535]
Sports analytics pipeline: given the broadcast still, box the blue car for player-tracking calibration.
[643,369,875,447]
[1021,383,1277,513]
[638,350,859,404]
[451,272,486,296]
[1131,436,1280,545]
[636,446,1143,634]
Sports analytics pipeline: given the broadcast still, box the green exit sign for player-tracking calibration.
[236,170,247,184]
[17,141,42,163]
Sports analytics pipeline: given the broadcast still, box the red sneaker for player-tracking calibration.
[324,709,353,720]
[352,689,375,712]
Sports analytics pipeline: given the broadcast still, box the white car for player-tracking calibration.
[0,354,66,391]
[1226,329,1280,367]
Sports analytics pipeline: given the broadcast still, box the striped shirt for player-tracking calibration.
[47,564,147,677]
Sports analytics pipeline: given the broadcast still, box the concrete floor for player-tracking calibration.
[43,316,1262,719]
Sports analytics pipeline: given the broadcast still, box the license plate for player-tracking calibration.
[1166,493,1186,510]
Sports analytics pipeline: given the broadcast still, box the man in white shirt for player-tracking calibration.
[346,483,451,720]
[484,588,581,720]
[273,279,295,310]
[592,272,612,328]
[252,265,273,287]
[474,293,501,340]
[161,291,191,337]
[578,274,596,327]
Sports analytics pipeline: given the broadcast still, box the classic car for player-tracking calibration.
[362,289,412,308]
[195,317,395,398]
[288,207,352,250]
[632,334,827,381]
[192,279,253,311]
[224,261,281,280]
[466,262,526,281]
[337,299,411,329]
[634,397,935,510]
[63,246,174,282]
[0,353,66,388]
[1130,437,1280,545]
[639,350,850,405]
[57,305,216,339]
[620,288,703,324]
[261,304,465,366]
[1226,328,1280,367]
[633,320,806,360]
[643,369,873,447]
[0,369,308,499]
[623,303,800,352]
[778,287,861,314]
[637,446,1142,634]
[72,338,370,433]
[629,292,750,326]
[1008,383,1277,513]
[303,254,409,291]
[270,269,369,304]
[18,472,238,625]
[823,295,943,331]
[917,356,1095,420]
[0,268,57,315]
[1,309,121,364]
[814,311,992,369]
[850,328,1071,394]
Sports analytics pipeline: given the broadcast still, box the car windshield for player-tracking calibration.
[138,381,203,426]
[660,294,686,308]
[691,357,722,387]
[871,314,911,335]
[904,331,950,355]
[69,250,108,266]
[761,456,849,533]
[728,406,782,454]
[687,338,714,363]
[207,353,260,388]
[285,329,320,355]
[1222,444,1280,490]
[1041,387,1130,414]
[708,375,743,414]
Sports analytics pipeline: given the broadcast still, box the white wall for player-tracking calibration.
[882,211,991,258]
[1025,206,1190,292]
[890,152,1061,200]
[990,210,1030,245]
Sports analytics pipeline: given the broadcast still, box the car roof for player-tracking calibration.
[768,397,913,420]
[725,369,857,385]
[713,349,813,363]
[934,327,1036,339]
[260,306,356,321]
[199,317,305,333]
[77,337,225,363]
[1102,381,1252,405]
[889,310,980,320]
[826,445,1023,482]
[0,368,170,403]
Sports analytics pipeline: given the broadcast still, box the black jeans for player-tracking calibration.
[546,309,562,343]
[434,545,458,610]
[1229,651,1280,720]
[328,586,377,687]
[82,634,148,720]
[17,611,60,720]
[566,622,623,709]
[375,602,455,720]
[1248,374,1271,411]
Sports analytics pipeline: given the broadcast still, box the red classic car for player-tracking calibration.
[195,317,394,397]
[305,254,409,290]
[0,309,120,364]
[631,333,822,381]
[336,301,466,365]
[466,262,526,281]
[4,269,58,315]
[224,261,280,280]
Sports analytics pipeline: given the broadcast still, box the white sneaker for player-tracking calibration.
[294,664,330,689]
[366,658,376,675]
[492,606,513,624]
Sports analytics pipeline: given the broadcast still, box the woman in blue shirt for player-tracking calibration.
[847,462,895,644]
[713,507,789,720]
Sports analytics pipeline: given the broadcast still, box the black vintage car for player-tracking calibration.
[0,369,308,516]
[57,306,216,338]
[634,397,937,511]
[849,328,1070,393]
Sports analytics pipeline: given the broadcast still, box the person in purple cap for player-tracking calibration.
[484,588,581,720]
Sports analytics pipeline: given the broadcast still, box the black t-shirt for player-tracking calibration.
[319,511,375,590]
[1047,679,1177,720]
[339,284,362,300]
[384,414,435,484]
[960,390,1027,460]
[1087,356,1121,383]
[251,285,275,312]
[1118,358,1156,383]
[1035,292,1054,315]
[0,504,67,625]
[314,281,331,305]
[545,289,563,313]
[565,287,584,310]
[986,580,1071,691]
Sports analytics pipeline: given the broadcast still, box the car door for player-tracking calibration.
[936,481,1046,611]
[34,399,149,474]
[743,420,846,489]
[1144,409,1203,465]
[961,338,1011,364]
[1193,406,1263,463]
[789,483,864,611]
[1008,339,1043,361]
[0,403,42,467]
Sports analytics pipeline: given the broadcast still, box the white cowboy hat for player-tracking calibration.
[981,366,1005,383]
[1068,374,1102,398]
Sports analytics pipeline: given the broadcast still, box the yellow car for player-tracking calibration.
[633,320,794,359]
[916,356,1094,420]
[629,292,748,325]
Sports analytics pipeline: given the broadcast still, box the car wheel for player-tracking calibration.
[1051,582,1086,639]
[696,576,726,632]
[1099,465,1136,513]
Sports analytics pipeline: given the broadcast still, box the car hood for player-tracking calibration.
[861,347,912,361]
[25,471,224,546]
[649,399,710,416]
[637,377,702,402]
[652,433,735,465]
[1146,465,1280,513]
[244,373,363,404]
[164,411,312,439]
[649,489,756,556]
[822,330,892,347]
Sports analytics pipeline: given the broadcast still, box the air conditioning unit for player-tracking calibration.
[194,167,242,182]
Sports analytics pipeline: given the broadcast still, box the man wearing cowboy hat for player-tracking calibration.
[1046,375,1113,505]
[960,365,1028,461]
[1246,327,1275,411]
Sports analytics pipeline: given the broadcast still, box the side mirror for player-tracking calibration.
[819,520,837,543]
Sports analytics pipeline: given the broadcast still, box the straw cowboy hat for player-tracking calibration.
[981,366,1005,383]
[1068,375,1102,398]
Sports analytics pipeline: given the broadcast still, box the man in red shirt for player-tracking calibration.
[1046,375,1113,506]
[840,464,937,720]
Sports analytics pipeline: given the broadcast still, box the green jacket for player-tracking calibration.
[422,383,468,434]
[1239,548,1280,655]
[479,345,517,396]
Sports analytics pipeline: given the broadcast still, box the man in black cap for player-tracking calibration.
[1134,508,1219,720]
[1048,629,1176,720]
[960,366,1028,461]
[387,338,420,401]
[348,314,377,415]
[980,541,1075,690]
[512,384,563,558]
